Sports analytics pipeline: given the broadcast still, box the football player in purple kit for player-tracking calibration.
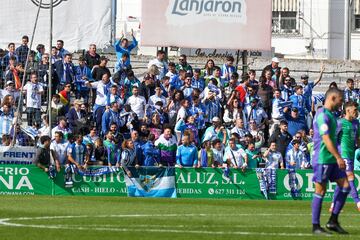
[311,88,350,235]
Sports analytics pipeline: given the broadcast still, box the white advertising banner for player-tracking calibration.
[0,146,36,165]
[141,0,272,50]
[0,0,112,52]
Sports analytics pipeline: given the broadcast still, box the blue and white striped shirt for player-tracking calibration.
[68,143,86,165]
[0,113,13,137]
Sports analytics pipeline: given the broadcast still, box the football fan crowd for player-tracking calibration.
[1,34,360,176]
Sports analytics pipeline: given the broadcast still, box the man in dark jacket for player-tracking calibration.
[66,99,87,134]
[262,57,281,87]
[92,56,111,81]
[84,44,100,69]
[53,53,75,91]
[34,136,60,178]
[269,120,292,162]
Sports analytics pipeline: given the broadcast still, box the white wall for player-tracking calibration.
[350,33,360,59]
[271,0,331,59]
[116,0,140,37]
[116,0,158,56]
[328,0,346,59]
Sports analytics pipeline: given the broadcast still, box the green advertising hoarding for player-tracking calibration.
[52,169,128,197]
[0,165,52,195]
[0,165,359,201]
[175,168,358,201]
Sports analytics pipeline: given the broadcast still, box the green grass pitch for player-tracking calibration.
[0,196,359,240]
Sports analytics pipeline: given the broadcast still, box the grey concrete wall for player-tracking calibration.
[74,52,360,93]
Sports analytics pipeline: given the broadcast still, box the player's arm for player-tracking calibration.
[322,134,345,169]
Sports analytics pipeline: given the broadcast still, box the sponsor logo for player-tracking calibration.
[30,0,68,9]
[0,167,33,191]
[176,171,246,185]
[3,151,35,159]
[283,172,360,194]
[166,0,247,26]
[139,175,157,192]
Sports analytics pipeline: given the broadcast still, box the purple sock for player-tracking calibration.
[332,187,350,215]
[332,186,340,206]
[349,180,360,204]
[312,193,323,225]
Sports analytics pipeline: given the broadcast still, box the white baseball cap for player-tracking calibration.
[212,117,221,122]
[272,57,280,63]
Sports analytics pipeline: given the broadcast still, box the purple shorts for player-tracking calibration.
[344,158,354,172]
[312,163,346,183]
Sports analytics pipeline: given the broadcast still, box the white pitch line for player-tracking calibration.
[6,213,360,221]
[1,213,358,237]
[0,219,317,237]
[57,224,360,229]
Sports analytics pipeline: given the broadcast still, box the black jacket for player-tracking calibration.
[269,129,292,158]
[34,147,55,167]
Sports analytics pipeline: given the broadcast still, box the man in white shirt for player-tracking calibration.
[50,131,69,165]
[263,141,285,169]
[51,116,72,140]
[224,138,248,169]
[231,118,250,141]
[1,81,20,100]
[85,73,112,132]
[126,86,146,120]
[270,89,292,136]
[148,84,167,106]
[147,50,168,79]
[23,73,44,126]
[0,104,14,139]
[286,139,306,170]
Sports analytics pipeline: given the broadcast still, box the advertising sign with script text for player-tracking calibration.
[141,0,272,50]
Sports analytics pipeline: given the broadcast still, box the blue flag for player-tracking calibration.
[76,166,118,177]
[124,167,177,198]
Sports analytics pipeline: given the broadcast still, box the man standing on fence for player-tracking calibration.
[23,73,44,127]
[311,88,350,235]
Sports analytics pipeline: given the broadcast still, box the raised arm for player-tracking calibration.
[314,64,325,87]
